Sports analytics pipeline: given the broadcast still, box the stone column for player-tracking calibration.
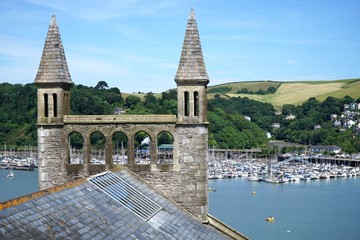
[83,134,90,176]
[105,135,112,170]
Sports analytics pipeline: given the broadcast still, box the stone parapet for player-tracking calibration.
[64,114,177,124]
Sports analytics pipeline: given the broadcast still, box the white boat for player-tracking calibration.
[264,177,279,184]
[264,158,279,183]
[7,171,14,177]
[247,173,259,181]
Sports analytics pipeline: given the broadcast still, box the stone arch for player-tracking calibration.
[157,131,174,164]
[90,131,106,165]
[68,131,84,164]
[112,131,128,165]
[134,131,151,164]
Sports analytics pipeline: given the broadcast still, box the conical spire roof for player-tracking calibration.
[175,9,209,84]
[35,15,72,84]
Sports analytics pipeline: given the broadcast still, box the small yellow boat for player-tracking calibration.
[266,216,275,222]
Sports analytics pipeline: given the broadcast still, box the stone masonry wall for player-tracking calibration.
[38,115,208,220]
[137,124,208,222]
[38,126,67,190]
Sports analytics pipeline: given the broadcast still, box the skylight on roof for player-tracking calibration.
[88,171,162,221]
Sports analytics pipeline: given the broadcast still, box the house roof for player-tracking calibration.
[158,144,174,149]
[0,168,245,239]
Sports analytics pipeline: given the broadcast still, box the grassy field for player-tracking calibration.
[208,79,360,109]
[122,78,360,109]
[208,81,281,93]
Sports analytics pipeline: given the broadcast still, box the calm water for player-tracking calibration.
[209,177,360,240]
[1,170,359,240]
[0,169,38,202]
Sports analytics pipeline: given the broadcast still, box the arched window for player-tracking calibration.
[68,131,84,164]
[44,93,48,117]
[134,131,151,165]
[194,91,199,117]
[184,91,189,116]
[90,131,106,165]
[157,131,174,164]
[112,131,128,165]
[53,93,57,117]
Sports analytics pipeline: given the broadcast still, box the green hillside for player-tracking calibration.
[208,79,360,109]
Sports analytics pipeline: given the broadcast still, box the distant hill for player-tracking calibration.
[208,78,360,109]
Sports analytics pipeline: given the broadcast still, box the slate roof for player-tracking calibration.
[0,169,238,240]
[35,15,72,85]
[175,9,209,84]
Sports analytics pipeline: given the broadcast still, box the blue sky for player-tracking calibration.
[1,0,359,93]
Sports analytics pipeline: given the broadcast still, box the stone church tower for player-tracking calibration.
[35,10,210,221]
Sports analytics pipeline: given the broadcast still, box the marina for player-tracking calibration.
[207,151,360,183]
[2,148,360,180]
[0,154,37,171]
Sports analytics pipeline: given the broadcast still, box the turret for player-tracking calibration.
[35,15,72,125]
[175,9,209,124]
[174,9,210,222]
[35,15,72,189]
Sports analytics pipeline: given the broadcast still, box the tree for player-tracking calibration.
[282,104,296,116]
[95,81,109,89]
[237,88,250,94]
[125,95,141,110]
[267,86,276,94]
[144,92,160,113]
[158,131,174,145]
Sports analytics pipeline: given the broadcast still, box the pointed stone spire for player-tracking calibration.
[35,15,72,84]
[175,9,209,84]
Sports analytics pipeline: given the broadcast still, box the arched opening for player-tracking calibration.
[44,93,48,117]
[53,93,57,117]
[134,131,151,164]
[194,91,199,117]
[68,131,84,164]
[112,131,128,165]
[184,91,189,116]
[157,131,174,164]
[90,131,106,165]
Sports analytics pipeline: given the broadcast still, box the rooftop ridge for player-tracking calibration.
[35,15,73,85]
[175,8,209,83]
